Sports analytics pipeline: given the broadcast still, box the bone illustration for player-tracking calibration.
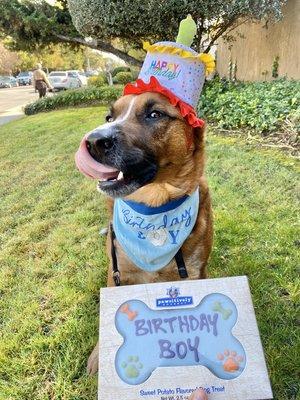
[212,301,232,320]
[115,294,246,385]
[120,303,138,321]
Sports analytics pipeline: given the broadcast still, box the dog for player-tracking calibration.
[77,91,213,375]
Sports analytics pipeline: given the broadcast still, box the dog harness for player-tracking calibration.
[111,189,199,285]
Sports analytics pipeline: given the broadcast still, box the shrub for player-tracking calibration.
[131,68,140,80]
[113,71,133,84]
[88,73,107,87]
[198,78,300,133]
[112,66,131,77]
[24,86,123,115]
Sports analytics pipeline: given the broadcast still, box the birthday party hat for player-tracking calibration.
[124,15,215,128]
[75,16,215,181]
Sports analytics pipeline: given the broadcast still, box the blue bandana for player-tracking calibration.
[113,189,199,272]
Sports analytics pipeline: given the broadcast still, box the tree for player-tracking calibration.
[68,0,287,53]
[0,0,141,66]
[83,48,108,71]
[0,43,19,74]
[0,0,287,67]
[39,44,85,71]
[0,40,85,74]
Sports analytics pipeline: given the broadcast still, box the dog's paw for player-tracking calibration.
[87,343,99,375]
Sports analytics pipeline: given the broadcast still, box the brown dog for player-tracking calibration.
[80,91,213,374]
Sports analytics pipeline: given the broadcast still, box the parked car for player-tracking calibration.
[16,71,33,86]
[67,70,88,86]
[48,71,81,90]
[0,76,19,88]
[85,70,99,77]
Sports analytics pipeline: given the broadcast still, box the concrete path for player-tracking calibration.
[0,86,37,126]
[0,105,24,126]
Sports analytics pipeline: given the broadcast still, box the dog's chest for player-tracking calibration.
[114,239,202,286]
[112,190,199,274]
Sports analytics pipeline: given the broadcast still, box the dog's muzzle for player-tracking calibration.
[75,126,158,197]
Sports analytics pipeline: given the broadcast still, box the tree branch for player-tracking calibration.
[204,17,250,53]
[55,33,142,66]
[196,18,204,52]
[204,19,235,53]
[220,17,251,40]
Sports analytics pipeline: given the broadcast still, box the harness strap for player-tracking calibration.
[174,248,189,278]
[110,223,188,286]
[110,223,120,286]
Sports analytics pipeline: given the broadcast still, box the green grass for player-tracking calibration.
[0,107,299,400]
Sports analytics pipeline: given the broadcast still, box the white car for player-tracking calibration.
[67,70,88,86]
[48,71,81,90]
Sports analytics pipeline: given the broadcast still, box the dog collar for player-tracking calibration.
[113,188,199,273]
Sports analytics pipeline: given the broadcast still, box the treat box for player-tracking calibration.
[98,276,273,400]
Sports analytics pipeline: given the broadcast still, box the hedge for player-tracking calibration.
[198,78,300,133]
[131,68,140,80]
[24,86,123,116]
[24,78,299,136]
[113,71,133,84]
[112,66,131,77]
[87,73,108,87]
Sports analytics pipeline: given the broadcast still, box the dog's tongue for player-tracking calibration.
[75,134,118,180]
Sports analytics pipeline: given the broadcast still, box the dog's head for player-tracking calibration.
[83,92,205,201]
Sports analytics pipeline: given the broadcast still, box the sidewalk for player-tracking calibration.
[0,105,25,126]
[0,86,37,127]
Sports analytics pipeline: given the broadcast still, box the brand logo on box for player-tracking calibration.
[156,286,193,308]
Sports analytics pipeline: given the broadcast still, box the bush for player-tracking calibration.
[198,78,300,133]
[131,68,140,80]
[113,71,133,84]
[112,66,131,77]
[24,86,123,115]
[88,73,107,87]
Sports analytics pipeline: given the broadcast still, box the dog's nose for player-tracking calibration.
[86,128,117,160]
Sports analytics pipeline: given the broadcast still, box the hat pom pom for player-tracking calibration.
[176,14,197,47]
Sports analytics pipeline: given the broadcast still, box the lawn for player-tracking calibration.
[0,107,299,400]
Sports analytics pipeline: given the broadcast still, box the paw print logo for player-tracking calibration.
[217,349,244,372]
[121,356,143,378]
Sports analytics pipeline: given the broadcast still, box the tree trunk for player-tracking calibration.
[107,72,113,86]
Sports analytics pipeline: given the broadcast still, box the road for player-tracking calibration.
[0,86,37,125]
[0,86,37,112]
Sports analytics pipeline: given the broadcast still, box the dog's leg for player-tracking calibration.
[200,266,208,279]
[87,227,115,375]
[87,341,99,375]
[199,256,209,279]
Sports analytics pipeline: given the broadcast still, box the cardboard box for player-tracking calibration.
[99,276,273,400]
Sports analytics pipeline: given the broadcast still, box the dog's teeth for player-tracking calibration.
[117,171,124,181]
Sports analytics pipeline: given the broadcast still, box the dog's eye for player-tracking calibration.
[106,115,113,123]
[147,110,164,119]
